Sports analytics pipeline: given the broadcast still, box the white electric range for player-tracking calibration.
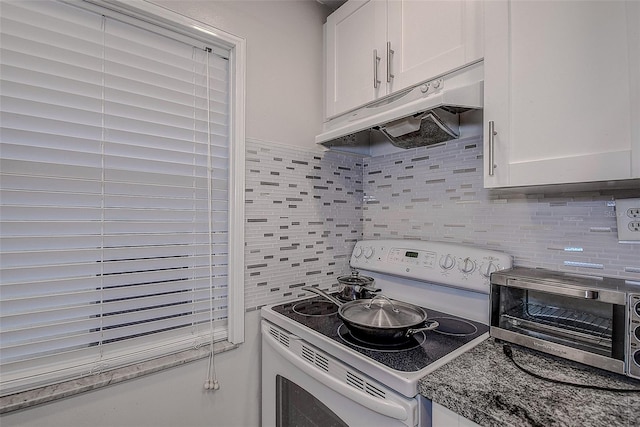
[261,239,512,427]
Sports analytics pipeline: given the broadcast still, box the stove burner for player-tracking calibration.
[337,324,426,352]
[430,317,478,336]
[292,300,338,317]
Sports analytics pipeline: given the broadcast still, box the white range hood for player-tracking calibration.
[316,61,484,155]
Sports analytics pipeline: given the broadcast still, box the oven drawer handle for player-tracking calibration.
[264,330,410,421]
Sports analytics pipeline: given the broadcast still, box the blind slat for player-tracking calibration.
[1,276,227,306]
[2,321,228,392]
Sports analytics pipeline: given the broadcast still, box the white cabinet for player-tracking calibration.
[386,0,483,96]
[432,402,481,427]
[324,0,387,119]
[325,0,484,119]
[483,0,640,188]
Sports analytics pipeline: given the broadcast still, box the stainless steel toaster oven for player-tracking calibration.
[490,267,640,379]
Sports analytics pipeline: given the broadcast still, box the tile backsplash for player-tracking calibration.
[362,137,640,279]
[245,137,640,309]
[244,139,363,310]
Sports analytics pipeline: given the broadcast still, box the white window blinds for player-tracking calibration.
[0,0,231,394]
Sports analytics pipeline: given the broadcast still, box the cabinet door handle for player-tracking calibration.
[373,49,381,88]
[387,42,394,82]
[488,121,497,176]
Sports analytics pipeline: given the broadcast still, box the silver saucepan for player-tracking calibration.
[336,270,380,301]
[302,286,439,343]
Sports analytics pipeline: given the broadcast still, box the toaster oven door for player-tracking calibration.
[490,283,626,369]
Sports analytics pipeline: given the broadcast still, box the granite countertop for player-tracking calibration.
[418,338,640,427]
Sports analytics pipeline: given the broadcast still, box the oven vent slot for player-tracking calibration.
[268,326,290,347]
[301,345,329,372]
[365,382,386,399]
[345,371,387,399]
[346,371,365,390]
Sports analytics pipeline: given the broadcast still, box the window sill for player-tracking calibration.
[0,341,237,414]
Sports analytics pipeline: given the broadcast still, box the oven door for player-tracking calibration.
[261,320,425,427]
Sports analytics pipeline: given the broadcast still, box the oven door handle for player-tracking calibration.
[264,329,410,421]
[505,278,626,304]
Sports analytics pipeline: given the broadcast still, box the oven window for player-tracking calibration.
[496,286,624,359]
[276,375,348,427]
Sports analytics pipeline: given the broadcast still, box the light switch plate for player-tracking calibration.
[616,198,640,243]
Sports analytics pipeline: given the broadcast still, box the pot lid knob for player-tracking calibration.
[338,269,374,285]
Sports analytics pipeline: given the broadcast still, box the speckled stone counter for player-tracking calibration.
[418,338,640,427]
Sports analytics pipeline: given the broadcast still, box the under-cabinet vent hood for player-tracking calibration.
[316,62,483,155]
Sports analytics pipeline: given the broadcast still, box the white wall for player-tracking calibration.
[152,0,329,150]
[1,1,330,426]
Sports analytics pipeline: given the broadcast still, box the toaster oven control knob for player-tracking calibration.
[459,257,476,274]
[364,247,374,259]
[353,246,363,258]
[480,261,499,278]
[439,254,455,270]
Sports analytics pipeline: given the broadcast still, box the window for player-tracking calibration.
[0,0,245,395]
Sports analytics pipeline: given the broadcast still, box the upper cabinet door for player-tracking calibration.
[324,0,484,120]
[386,0,483,94]
[325,0,387,118]
[484,0,640,188]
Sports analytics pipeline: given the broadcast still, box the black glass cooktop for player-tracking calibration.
[271,295,489,372]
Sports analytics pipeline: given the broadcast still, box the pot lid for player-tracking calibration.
[340,297,426,328]
[337,270,374,286]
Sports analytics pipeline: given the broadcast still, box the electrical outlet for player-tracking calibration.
[616,198,640,242]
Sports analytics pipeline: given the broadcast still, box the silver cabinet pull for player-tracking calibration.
[373,49,381,89]
[488,121,497,176]
[387,41,394,82]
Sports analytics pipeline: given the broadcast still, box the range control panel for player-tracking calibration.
[387,248,437,268]
[350,239,513,294]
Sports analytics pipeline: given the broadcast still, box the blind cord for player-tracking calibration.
[204,46,219,392]
[98,14,107,371]
[502,344,640,393]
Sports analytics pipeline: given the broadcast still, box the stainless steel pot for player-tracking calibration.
[336,270,379,301]
[302,287,439,343]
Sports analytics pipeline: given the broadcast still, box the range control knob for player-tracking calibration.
[480,261,499,278]
[439,254,455,270]
[364,247,374,259]
[353,246,363,258]
[459,257,476,274]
